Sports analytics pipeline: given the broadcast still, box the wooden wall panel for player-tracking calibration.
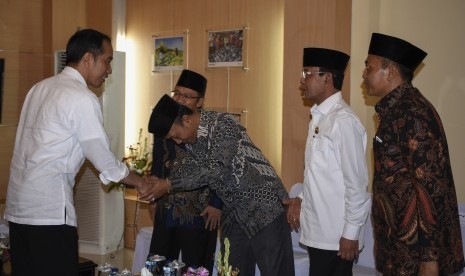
[0,126,16,200]
[51,0,86,50]
[52,0,112,49]
[0,0,53,198]
[86,0,112,37]
[0,0,45,52]
[195,0,231,113]
[125,0,176,140]
[226,0,285,173]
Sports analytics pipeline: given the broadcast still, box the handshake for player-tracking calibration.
[135,175,171,202]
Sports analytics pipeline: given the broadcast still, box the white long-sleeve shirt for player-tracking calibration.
[299,92,371,251]
[5,67,128,227]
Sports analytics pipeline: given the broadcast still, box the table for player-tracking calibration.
[124,189,153,249]
[131,227,154,273]
[78,257,97,276]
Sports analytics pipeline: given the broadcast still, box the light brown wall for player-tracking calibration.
[51,0,112,50]
[125,0,286,179]
[0,0,53,200]
[51,0,86,50]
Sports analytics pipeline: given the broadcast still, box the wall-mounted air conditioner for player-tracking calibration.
[54,50,67,75]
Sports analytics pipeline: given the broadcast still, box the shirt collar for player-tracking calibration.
[375,82,413,119]
[61,66,87,87]
[311,91,342,116]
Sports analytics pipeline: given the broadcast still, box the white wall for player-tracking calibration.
[350,0,465,203]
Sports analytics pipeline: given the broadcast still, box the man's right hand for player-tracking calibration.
[201,205,222,231]
[282,197,302,232]
[137,176,170,202]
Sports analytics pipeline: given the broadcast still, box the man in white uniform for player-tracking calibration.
[5,29,152,276]
[283,47,371,275]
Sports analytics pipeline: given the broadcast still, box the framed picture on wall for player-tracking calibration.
[206,27,248,69]
[152,34,186,72]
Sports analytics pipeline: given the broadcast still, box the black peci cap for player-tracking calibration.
[303,47,350,74]
[148,94,181,138]
[368,33,427,71]
[175,69,207,97]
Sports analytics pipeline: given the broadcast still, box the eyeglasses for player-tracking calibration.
[171,90,202,100]
[301,71,327,79]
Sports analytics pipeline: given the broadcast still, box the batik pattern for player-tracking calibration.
[372,82,464,275]
[169,110,288,238]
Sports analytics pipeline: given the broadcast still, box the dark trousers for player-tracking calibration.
[308,247,353,276]
[149,209,217,272]
[224,212,295,276]
[9,222,79,276]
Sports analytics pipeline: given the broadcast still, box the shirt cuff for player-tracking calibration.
[99,165,129,185]
[208,195,224,210]
[342,223,361,241]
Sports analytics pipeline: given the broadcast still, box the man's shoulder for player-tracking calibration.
[331,102,362,121]
[30,74,94,106]
[202,110,238,125]
[328,104,366,134]
[400,89,434,111]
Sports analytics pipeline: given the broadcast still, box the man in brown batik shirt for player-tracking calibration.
[362,32,464,275]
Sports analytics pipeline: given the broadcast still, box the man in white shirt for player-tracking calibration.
[283,47,371,275]
[5,29,152,276]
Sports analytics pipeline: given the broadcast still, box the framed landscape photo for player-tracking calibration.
[207,28,247,68]
[152,35,186,72]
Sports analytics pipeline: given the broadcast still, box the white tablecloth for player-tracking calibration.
[131,227,153,273]
[131,200,465,276]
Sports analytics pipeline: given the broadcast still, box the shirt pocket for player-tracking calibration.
[308,138,335,170]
